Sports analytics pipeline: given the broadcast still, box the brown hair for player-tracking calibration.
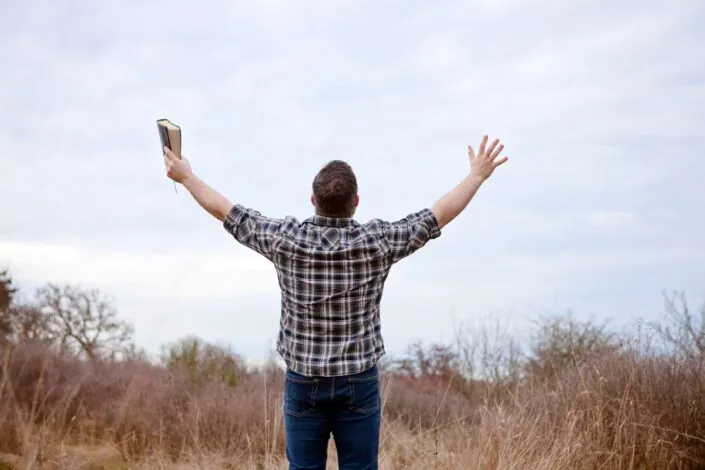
[312,160,358,218]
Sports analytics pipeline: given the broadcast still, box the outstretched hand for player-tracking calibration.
[468,135,508,181]
[163,146,193,184]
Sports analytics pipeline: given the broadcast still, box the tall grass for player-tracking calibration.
[1,336,704,469]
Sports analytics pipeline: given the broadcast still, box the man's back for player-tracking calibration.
[162,134,508,469]
[223,205,441,377]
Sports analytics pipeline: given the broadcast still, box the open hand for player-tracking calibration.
[468,135,508,181]
[163,146,193,183]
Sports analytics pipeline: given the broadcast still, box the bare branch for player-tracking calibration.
[35,283,135,361]
[651,291,705,361]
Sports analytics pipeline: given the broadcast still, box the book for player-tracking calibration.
[157,118,182,193]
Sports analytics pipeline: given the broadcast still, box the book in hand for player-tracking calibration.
[157,118,182,192]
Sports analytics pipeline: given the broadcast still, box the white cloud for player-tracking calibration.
[0,241,277,300]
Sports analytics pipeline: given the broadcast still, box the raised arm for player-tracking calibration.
[431,135,508,229]
[163,146,233,221]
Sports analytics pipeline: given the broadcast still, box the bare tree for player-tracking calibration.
[451,316,523,385]
[5,304,53,344]
[477,318,523,384]
[36,283,135,361]
[651,291,705,362]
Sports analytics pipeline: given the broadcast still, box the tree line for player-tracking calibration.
[0,267,248,385]
[2,265,703,387]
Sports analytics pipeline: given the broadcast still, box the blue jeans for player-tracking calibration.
[283,365,381,470]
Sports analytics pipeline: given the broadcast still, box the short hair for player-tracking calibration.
[312,160,358,218]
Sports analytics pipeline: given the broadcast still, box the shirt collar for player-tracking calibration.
[304,214,360,228]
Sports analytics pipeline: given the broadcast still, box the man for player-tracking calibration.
[162,135,507,469]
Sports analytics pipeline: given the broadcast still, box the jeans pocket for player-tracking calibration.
[348,377,381,415]
[284,374,318,418]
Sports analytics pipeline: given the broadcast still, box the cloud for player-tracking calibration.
[1,0,704,357]
[0,240,277,300]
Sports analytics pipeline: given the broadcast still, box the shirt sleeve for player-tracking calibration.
[381,208,441,264]
[223,204,283,260]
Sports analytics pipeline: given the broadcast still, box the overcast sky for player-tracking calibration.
[1,0,704,361]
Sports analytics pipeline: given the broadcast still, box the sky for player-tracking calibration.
[1,0,704,362]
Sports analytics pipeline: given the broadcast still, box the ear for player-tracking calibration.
[311,194,316,207]
[353,194,359,207]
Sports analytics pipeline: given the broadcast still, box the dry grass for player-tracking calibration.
[1,341,704,469]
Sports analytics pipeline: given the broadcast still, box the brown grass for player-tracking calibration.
[1,341,704,469]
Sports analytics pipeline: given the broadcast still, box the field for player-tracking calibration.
[1,306,705,469]
[2,273,704,469]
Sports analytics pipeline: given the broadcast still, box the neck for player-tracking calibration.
[315,209,353,219]
[316,213,348,219]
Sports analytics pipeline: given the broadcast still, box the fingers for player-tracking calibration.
[479,136,504,159]
[492,156,509,168]
[471,135,509,171]
[163,146,177,161]
[163,155,173,177]
[490,144,504,160]
[486,138,500,157]
[479,135,488,156]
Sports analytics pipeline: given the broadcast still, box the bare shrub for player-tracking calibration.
[382,374,479,431]
[160,335,248,387]
[525,312,620,382]
[652,291,705,362]
[0,342,285,463]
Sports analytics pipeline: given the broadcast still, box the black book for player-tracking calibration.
[157,118,182,192]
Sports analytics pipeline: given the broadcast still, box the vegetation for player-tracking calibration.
[0,267,704,469]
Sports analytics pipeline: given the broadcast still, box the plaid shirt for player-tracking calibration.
[223,204,441,377]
